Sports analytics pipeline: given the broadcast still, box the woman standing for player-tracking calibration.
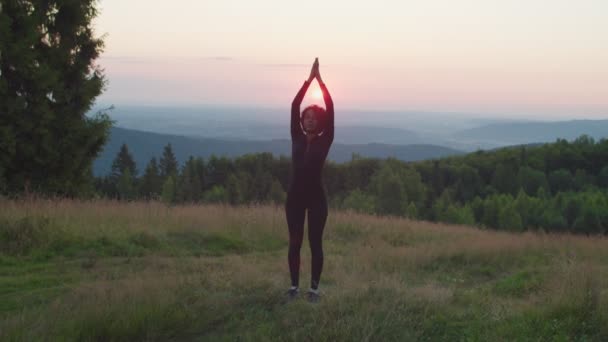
[285,58,334,303]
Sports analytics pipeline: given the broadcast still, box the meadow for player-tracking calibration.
[1,198,607,341]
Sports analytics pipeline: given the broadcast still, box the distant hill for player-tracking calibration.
[188,124,430,145]
[454,119,608,147]
[93,127,463,176]
[98,105,479,144]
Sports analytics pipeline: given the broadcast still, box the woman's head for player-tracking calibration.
[301,105,326,134]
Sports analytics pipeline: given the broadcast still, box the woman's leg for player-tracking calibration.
[286,195,306,288]
[307,193,328,290]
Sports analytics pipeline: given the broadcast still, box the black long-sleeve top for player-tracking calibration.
[289,80,334,193]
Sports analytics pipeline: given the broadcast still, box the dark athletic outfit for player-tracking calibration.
[286,80,334,290]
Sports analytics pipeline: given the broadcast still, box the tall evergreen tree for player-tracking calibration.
[161,175,176,205]
[111,143,137,181]
[176,156,202,203]
[159,143,178,180]
[0,0,112,195]
[193,157,206,192]
[109,144,137,200]
[117,168,135,200]
[140,157,161,199]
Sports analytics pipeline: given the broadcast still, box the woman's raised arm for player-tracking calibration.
[291,81,310,139]
[316,64,334,143]
[290,59,318,138]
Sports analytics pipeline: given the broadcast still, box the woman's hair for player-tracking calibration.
[300,104,327,134]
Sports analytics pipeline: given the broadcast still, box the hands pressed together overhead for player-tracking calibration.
[290,56,334,141]
[307,57,323,84]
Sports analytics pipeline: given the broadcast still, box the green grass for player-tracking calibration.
[1,199,608,341]
[493,270,544,297]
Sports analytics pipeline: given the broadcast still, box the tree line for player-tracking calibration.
[97,136,608,235]
[95,143,289,205]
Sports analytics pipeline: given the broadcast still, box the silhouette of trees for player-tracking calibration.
[94,136,608,235]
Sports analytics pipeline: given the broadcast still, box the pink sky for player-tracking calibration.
[96,0,608,119]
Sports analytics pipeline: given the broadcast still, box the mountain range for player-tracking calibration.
[455,119,608,147]
[92,105,607,176]
[96,105,606,152]
[93,127,463,176]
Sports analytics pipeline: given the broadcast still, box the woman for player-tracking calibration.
[285,58,334,303]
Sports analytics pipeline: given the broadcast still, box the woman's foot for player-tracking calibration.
[307,288,321,303]
[286,286,299,302]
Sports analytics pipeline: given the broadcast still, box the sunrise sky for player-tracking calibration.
[95,0,608,118]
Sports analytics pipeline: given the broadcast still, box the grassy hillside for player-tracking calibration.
[1,199,608,340]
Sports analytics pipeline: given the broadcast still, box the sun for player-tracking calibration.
[312,88,323,100]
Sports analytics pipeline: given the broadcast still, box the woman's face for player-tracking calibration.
[302,109,318,133]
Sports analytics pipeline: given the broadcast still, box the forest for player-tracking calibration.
[95,135,608,235]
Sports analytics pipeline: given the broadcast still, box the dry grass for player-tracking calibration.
[1,198,608,340]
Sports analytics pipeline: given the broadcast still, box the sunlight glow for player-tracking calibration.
[312,88,323,100]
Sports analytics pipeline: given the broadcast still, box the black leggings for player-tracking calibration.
[285,191,328,290]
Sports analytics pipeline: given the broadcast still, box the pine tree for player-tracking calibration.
[110,144,137,200]
[0,0,112,195]
[159,143,178,180]
[117,168,135,200]
[140,157,161,199]
[190,157,206,195]
[161,175,176,205]
[111,143,137,181]
[176,156,202,203]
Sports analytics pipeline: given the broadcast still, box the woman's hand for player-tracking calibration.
[308,58,319,82]
[314,58,324,83]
